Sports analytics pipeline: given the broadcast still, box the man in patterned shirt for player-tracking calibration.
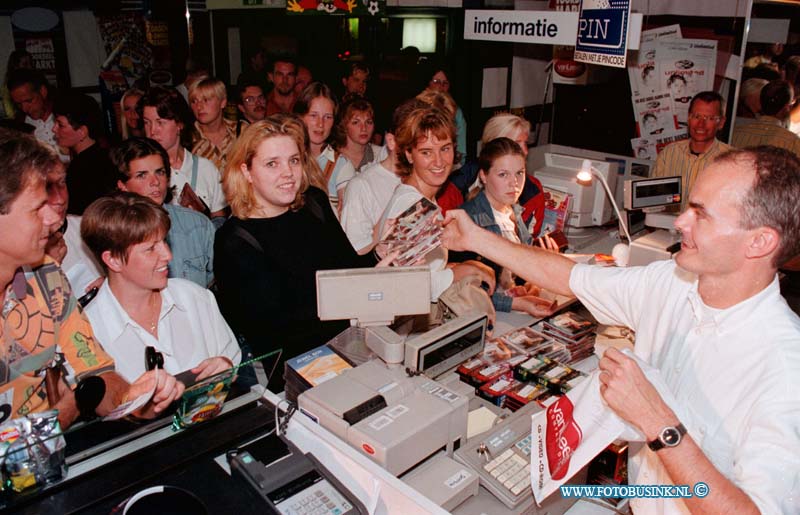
[0,129,184,429]
[651,91,731,210]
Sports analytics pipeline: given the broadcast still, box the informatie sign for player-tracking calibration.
[574,0,631,68]
[464,10,579,46]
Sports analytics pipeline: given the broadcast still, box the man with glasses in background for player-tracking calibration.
[651,91,731,210]
[236,80,267,126]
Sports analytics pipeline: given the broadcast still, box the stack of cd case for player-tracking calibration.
[541,311,598,364]
[284,344,354,404]
[514,355,587,395]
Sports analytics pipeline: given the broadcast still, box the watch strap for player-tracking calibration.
[647,423,686,451]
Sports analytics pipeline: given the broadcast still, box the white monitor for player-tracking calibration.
[534,153,620,228]
[316,267,431,327]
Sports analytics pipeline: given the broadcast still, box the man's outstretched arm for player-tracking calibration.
[442,209,575,296]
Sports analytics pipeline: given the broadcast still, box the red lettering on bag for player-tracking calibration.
[545,395,582,480]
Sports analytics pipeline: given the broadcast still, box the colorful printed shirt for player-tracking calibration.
[0,259,115,422]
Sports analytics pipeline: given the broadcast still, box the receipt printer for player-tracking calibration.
[298,360,468,475]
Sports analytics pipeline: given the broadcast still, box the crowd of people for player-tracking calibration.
[0,52,560,418]
[1,47,799,513]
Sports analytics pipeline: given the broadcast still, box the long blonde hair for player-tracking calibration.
[224,114,324,219]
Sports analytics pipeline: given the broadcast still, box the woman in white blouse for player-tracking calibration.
[82,192,240,383]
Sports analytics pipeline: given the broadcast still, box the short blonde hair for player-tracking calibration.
[224,114,321,219]
[188,76,226,102]
[481,113,530,144]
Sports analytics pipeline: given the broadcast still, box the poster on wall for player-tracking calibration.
[657,38,717,129]
[627,26,681,98]
[25,38,57,84]
[573,0,631,69]
[96,13,153,90]
[286,0,385,16]
[632,93,677,137]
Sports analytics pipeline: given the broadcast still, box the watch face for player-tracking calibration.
[662,427,681,446]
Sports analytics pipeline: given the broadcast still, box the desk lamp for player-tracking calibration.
[576,159,632,266]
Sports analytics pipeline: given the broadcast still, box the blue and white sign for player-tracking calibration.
[574,0,631,68]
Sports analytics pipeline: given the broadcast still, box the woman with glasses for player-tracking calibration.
[424,64,466,167]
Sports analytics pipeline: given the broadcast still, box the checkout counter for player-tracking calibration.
[0,274,620,515]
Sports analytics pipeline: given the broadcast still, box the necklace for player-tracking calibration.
[147,293,160,336]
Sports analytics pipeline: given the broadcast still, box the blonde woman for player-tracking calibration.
[213,114,379,391]
[119,87,145,139]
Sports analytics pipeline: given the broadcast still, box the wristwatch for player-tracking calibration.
[647,423,687,451]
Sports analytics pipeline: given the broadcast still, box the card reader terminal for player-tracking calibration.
[454,402,544,510]
[228,434,367,515]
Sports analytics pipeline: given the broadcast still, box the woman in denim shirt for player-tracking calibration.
[110,137,215,287]
[456,138,556,317]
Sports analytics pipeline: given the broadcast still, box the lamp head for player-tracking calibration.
[576,159,593,185]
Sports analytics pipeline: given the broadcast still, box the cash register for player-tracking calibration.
[294,268,584,514]
[300,267,487,475]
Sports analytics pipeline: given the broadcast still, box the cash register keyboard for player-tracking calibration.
[454,402,541,509]
[274,479,352,515]
[484,446,531,496]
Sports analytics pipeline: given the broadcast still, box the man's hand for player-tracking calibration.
[598,347,678,439]
[511,296,557,317]
[128,369,185,419]
[192,356,234,382]
[441,210,481,252]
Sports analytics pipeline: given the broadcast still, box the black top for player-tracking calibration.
[66,143,118,215]
[214,187,375,388]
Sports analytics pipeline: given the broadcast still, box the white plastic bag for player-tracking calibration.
[530,349,680,504]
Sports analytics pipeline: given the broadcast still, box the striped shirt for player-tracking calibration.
[731,116,800,158]
[192,118,240,173]
[651,138,731,210]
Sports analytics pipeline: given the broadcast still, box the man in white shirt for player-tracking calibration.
[8,69,69,162]
[442,146,800,514]
[43,161,103,294]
